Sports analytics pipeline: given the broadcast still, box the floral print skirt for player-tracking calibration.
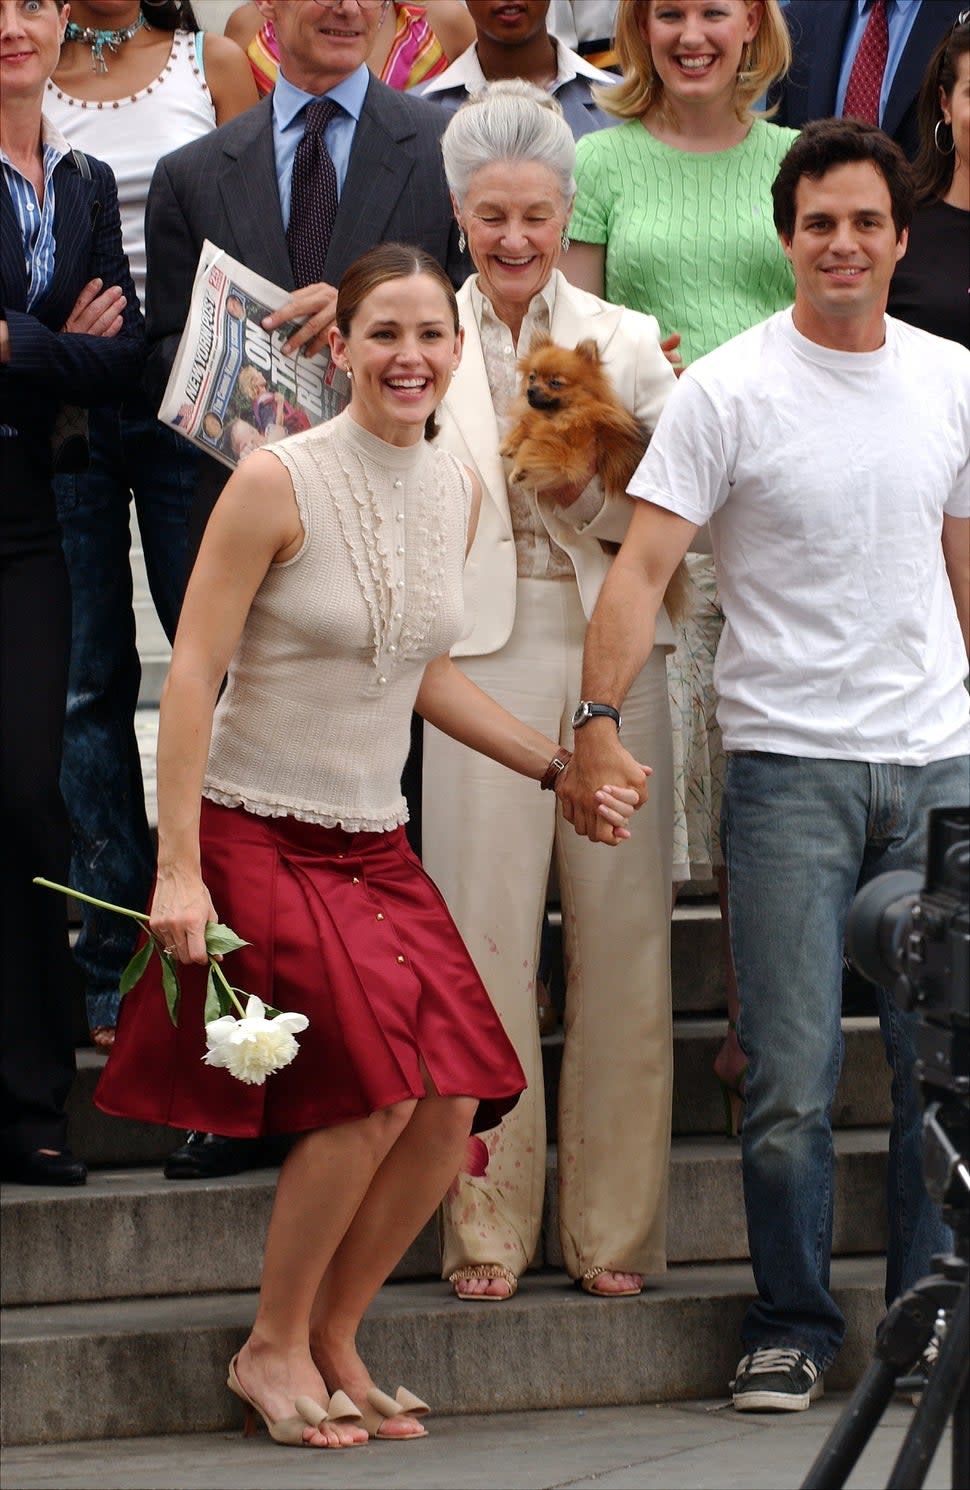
[666,553,726,884]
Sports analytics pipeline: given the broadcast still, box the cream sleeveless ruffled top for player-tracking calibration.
[204,413,473,832]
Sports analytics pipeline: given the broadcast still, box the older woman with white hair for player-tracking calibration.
[424,80,677,1301]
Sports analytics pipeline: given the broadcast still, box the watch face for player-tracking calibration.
[572,703,589,727]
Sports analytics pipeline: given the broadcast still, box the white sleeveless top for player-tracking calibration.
[46,31,216,308]
[204,414,474,833]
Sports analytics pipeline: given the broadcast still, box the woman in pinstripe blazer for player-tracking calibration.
[0,0,144,1186]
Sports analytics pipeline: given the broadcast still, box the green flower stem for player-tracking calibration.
[209,956,247,1020]
[33,878,151,926]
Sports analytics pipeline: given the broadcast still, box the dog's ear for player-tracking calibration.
[574,338,601,365]
[528,331,554,355]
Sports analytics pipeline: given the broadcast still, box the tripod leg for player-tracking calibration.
[800,1359,899,1490]
[887,1280,969,1490]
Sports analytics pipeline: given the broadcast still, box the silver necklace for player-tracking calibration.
[64,13,149,75]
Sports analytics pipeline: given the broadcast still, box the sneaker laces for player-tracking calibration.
[738,1347,820,1381]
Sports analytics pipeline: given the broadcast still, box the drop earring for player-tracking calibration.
[457,227,467,254]
[560,230,571,252]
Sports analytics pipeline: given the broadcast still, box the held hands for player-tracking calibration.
[557,730,651,843]
[262,281,339,358]
[149,866,218,966]
[62,278,126,338]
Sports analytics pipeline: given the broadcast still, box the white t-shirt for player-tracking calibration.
[629,309,970,766]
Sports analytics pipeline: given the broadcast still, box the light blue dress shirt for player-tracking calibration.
[271,64,370,229]
[835,0,923,123]
[1,138,69,310]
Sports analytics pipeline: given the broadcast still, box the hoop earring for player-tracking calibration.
[560,230,571,252]
[457,227,467,253]
[934,118,955,154]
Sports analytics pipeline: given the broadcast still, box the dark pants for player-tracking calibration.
[1,443,77,1156]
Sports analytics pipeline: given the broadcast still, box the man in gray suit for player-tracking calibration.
[148,0,467,1181]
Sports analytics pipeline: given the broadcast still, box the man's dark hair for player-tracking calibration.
[772,118,916,241]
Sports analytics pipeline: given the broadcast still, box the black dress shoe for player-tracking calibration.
[163,1131,255,1180]
[1,1148,88,1186]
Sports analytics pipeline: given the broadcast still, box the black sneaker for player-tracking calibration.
[731,1348,823,1411]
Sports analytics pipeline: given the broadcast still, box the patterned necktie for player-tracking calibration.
[286,98,340,288]
[843,0,890,126]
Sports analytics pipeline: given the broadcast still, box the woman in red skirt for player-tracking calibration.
[96,243,638,1449]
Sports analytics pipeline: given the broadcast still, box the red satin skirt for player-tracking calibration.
[95,800,525,1138]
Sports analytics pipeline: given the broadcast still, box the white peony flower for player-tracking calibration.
[203,996,310,1086]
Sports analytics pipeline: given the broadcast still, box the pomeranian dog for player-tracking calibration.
[500,334,691,622]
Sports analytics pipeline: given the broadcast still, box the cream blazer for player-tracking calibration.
[434,271,678,659]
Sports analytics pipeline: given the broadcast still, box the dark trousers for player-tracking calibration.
[1,447,77,1155]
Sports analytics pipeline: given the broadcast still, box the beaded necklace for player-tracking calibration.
[64,13,149,75]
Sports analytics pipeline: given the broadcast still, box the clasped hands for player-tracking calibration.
[556,732,651,845]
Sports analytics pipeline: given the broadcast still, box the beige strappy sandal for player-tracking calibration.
[448,1263,518,1300]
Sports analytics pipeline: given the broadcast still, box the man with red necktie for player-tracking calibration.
[771,0,964,160]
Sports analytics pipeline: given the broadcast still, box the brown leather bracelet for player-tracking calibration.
[540,749,573,791]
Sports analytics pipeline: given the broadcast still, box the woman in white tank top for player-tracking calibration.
[44,2,257,1056]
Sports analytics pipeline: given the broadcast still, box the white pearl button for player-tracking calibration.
[393,479,403,489]
[396,545,405,556]
[377,675,387,686]
[396,512,405,522]
[394,611,403,621]
[396,579,405,590]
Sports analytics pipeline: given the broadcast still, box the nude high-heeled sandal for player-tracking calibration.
[359,1385,430,1441]
[227,1354,363,1447]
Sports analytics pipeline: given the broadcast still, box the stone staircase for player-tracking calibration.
[1,525,895,1445]
[0,899,895,1447]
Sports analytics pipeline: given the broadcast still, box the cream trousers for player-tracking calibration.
[423,577,674,1281]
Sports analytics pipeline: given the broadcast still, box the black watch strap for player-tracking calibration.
[572,701,622,730]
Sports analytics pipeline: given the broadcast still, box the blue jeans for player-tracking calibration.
[722,751,969,1371]
[54,405,200,1031]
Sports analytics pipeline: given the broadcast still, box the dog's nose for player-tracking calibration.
[527,389,558,410]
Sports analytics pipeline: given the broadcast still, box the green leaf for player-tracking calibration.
[263,1003,283,1019]
[160,954,181,1027]
[204,965,222,1025]
[204,923,251,956]
[118,938,154,997]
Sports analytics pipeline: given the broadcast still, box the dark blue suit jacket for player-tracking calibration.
[771,0,964,160]
[1,149,144,489]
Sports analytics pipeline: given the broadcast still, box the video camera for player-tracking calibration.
[845,805,969,1226]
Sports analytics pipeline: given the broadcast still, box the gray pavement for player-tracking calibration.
[0,1398,952,1490]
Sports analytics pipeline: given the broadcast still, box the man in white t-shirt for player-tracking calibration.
[557,118,970,1412]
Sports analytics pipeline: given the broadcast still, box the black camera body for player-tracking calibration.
[845,805,969,1221]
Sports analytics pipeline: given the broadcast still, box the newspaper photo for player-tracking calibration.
[158,241,350,471]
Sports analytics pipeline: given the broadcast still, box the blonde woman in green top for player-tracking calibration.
[564,0,796,1131]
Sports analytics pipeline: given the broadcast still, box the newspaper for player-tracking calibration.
[158,241,350,470]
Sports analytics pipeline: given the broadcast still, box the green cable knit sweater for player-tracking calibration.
[572,119,799,365]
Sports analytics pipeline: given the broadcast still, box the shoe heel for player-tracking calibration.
[242,1403,259,1438]
[718,1079,744,1138]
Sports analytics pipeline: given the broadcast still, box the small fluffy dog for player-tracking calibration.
[500,334,691,622]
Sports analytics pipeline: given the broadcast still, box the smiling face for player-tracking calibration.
[639,0,762,110]
[457,161,571,330]
[466,0,551,48]
[782,160,908,351]
[257,0,386,94]
[0,0,68,103]
[328,273,463,446]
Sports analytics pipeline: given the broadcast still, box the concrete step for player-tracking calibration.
[0,1258,889,1447]
[65,1017,892,1173]
[0,1128,888,1309]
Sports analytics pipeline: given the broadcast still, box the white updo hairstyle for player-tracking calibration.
[440,78,577,206]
